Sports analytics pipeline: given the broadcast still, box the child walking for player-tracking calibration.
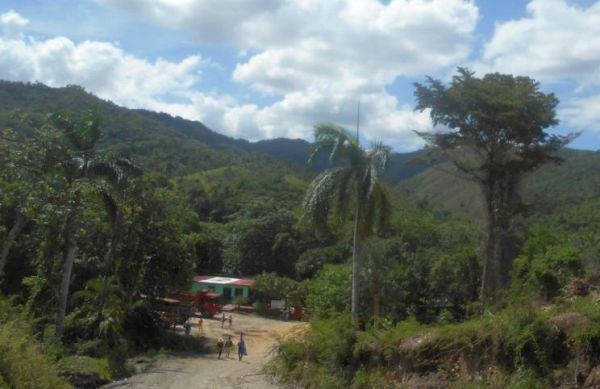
[237,332,247,361]
[216,337,224,359]
[225,335,233,358]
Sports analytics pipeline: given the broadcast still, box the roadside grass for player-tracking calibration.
[0,296,71,389]
[270,293,600,388]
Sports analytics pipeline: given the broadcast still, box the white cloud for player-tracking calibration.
[561,94,600,133]
[1,2,481,149]
[1,10,28,40]
[476,0,600,87]
[94,0,294,47]
[92,0,479,147]
[0,13,205,113]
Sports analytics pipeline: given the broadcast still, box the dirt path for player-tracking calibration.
[104,313,301,389]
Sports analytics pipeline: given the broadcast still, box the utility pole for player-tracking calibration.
[356,99,360,144]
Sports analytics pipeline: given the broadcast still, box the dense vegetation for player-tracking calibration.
[270,71,600,388]
[0,78,598,388]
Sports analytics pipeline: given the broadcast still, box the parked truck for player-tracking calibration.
[151,290,221,328]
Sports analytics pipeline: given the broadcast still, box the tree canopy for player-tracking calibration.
[414,68,577,301]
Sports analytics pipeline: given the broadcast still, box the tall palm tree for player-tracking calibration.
[53,111,134,341]
[303,124,392,318]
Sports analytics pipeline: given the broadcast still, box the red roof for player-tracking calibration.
[193,275,255,288]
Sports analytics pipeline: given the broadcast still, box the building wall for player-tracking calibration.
[191,282,250,302]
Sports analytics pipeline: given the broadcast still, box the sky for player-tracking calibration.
[0,0,599,151]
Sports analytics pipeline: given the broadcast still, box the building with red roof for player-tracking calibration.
[191,275,255,302]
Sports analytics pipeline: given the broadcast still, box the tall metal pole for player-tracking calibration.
[356,99,360,144]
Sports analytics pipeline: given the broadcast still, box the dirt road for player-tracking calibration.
[104,313,300,389]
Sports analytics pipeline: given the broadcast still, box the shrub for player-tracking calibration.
[271,313,357,388]
[513,246,583,300]
[0,297,71,389]
[305,264,351,317]
[122,300,165,351]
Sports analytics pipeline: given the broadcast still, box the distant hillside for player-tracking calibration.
[0,81,424,183]
[241,137,427,184]
[2,80,597,221]
[398,148,600,221]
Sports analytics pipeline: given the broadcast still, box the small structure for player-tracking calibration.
[191,275,255,303]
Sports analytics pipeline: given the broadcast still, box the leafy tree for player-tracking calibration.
[116,174,195,298]
[71,276,125,337]
[0,125,63,279]
[253,272,307,307]
[296,244,349,279]
[306,264,351,316]
[222,211,298,276]
[362,238,406,317]
[52,111,134,341]
[414,68,576,302]
[303,124,391,317]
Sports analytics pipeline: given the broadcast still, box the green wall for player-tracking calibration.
[190,282,250,302]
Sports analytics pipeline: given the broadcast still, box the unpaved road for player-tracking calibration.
[105,313,301,389]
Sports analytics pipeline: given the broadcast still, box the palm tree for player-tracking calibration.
[53,111,134,341]
[303,124,392,318]
[72,276,125,339]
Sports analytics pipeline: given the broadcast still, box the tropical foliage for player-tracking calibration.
[303,124,391,317]
[414,68,577,301]
[0,76,597,388]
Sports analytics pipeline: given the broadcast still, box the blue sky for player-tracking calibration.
[0,0,599,151]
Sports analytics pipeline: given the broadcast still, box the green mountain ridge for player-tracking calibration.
[398,148,600,221]
[1,80,598,220]
[0,81,425,183]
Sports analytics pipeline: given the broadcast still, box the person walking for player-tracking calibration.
[198,317,203,333]
[237,332,247,361]
[221,312,226,328]
[216,337,224,359]
[228,314,233,329]
[225,335,233,358]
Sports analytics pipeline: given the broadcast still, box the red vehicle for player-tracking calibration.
[167,290,221,318]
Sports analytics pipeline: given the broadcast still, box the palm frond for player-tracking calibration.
[308,123,362,166]
[367,142,392,173]
[61,157,85,180]
[52,112,86,151]
[87,160,124,187]
[362,181,391,237]
[101,190,119,224]
[81,109,101,147]
[115,158,142,176]
[302,167,353,232]
[332,168,355,224]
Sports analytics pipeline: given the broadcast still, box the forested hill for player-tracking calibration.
[398,148,600,220]
[0,81,424,182]
[1,80,597,213]
[0,81,270,176]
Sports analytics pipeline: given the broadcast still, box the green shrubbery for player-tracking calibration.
[512,228,584,300]
[0,296,71,389]
[273,292,600,388]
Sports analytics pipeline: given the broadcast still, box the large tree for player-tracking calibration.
[0,125,63,280]
[414,68,576,302]
[52,111,133,341]
[303,124,391,317]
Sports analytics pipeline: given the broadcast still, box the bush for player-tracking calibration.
[494,310,568,374]
[122,300,165,352]
[513,246,583,300]
[253,301,267,315]
[508,369,548,389]
[271,313,357,388]
[305,264,351,317]
[0,297,71,389]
